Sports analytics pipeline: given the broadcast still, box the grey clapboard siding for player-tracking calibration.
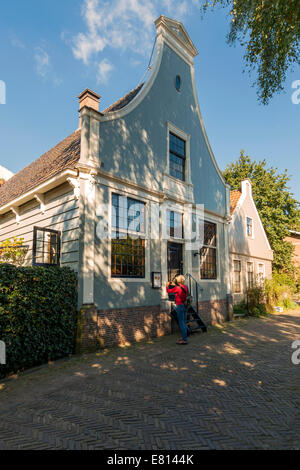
[0,184,80,272]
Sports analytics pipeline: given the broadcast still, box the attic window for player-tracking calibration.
[246,217,253,237]
[175,75,181,92]
[169,132,186,181]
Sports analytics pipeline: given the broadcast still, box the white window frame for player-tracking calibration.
[161,201,187,293]
[233,259,242,294]
[257,262,265,282]
[166,121,191,185]
[107,188,150,283]
[247,261,254,288]
[166,209,184,241]
[199,217,220,282]
[246,216,254,239]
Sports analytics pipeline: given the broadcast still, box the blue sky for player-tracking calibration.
[0,0,299,200]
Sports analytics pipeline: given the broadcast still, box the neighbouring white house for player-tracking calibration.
[229,179,273,303]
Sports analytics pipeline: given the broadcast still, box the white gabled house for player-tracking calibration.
[229,179,273,303]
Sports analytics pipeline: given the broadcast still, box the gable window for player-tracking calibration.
[246,217,253,237]
[169,132,186,181]
[247,262,254,288]
[33,227,61,266]
[233,260,241,293]
[111,193,146,278]
[167,210,184,239]
[200,221,217,280]
[175,75,182,92]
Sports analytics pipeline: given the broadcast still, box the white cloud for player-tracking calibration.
[11,35,26,49]
[97,59,114,84]
[34,47,50,78]
[34,47,62,86]
[70,0,196,81]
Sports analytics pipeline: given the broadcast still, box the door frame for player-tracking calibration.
[167,241,184,282]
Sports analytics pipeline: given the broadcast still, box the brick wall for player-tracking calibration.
[197,298,229,325]
[77,298,230,353]
[285,234,300,269]
[77,304,171,352]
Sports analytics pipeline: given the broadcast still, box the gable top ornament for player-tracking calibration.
[154,15,198,62]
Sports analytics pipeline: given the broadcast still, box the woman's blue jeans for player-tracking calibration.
[175,304,188,342]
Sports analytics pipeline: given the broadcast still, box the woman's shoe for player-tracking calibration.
[176,339,188,345]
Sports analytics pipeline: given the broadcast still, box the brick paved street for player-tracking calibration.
[0,312,299,450]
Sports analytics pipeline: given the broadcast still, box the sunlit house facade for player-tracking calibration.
[0,16,233,350]
[229,179,273,304]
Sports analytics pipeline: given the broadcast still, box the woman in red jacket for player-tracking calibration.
[166,275,189,345]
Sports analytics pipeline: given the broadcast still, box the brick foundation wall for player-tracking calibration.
[77,298,231,353]
[77,304,171,352]
[197,298,229,325]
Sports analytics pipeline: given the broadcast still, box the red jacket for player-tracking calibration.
[166,284,188,306]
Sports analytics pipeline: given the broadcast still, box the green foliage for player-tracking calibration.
[265,272,297,307]
[233,301,247,315]
[223,151,300,273]
[282,298,298,310]
[246,282,267,316]
[202,1,300,104]
[0,264,78,379]
[0,237,28,266]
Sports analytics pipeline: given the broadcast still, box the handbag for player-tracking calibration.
[179,285,192,308]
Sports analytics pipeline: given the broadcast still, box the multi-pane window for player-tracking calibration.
[33,227,61,266]
[167,210,184,239]
[258,263,265,283]
[200,222,217,280]
[246,217,253,237]
[233,260,241,293]
[169,132,186,181]
[111,194,146,278]
[247,262,254,288]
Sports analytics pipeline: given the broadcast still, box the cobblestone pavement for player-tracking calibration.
[0,312,299,450]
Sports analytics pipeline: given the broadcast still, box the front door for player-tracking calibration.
[167,242,183,282]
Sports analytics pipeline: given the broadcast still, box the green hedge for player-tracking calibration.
[0,264,78,379]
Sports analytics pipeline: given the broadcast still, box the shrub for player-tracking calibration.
[282,298,299,310]
[233,301,247,315]
[265,272,297,308]
[246,282,266,316]
[0,237,28,266]
[0,264,78,379]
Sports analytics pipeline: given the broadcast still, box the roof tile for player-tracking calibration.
[103,84,144,113]
[0,129,80,208]
[0,82,143,209]
[230,190,242,215]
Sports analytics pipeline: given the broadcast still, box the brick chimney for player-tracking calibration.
[78,89,101,128]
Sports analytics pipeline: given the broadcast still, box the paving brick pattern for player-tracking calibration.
[0,312,299,450]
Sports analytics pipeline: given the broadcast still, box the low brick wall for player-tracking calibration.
[77,297,232,353]
[197,298,229,325]
[77,304,171,352]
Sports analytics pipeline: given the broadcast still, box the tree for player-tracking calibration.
[202,1,300,104]
[223,151,300,273]
[0,237,28,266]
